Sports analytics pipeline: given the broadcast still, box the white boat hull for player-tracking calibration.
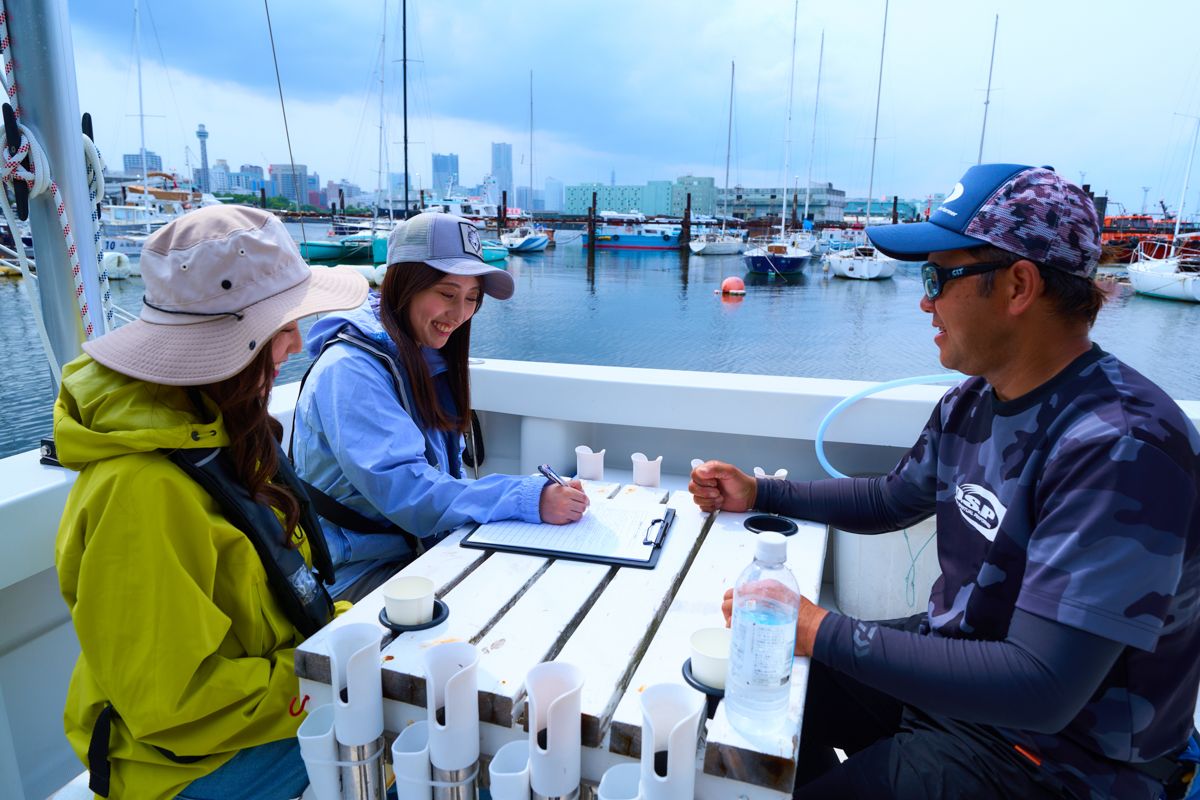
[1128,259,1200,303]
[828,254,897,280]
[689,238,744,255]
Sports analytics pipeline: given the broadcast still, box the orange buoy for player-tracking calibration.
[719,276,746,295]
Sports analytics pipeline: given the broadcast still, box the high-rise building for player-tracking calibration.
[122,150,162,174]
[431,153,459,197]
[195,124,211,193]
[491,143,513,204]
[268,163,308,204]
[209,159,231,193]
[543,177,564,212]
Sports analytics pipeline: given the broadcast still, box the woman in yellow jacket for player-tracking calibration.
[54,206,367,799]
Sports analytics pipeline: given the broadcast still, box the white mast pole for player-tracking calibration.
[780,0,798,237]
[381,0,392,221]
[6,0,103,378]
[722,61,734,231]
[866,0,889,227]
[802,31,824,228]
[529,70,534,219]
[977,14,998,165]
[135,0,150,231]
[1171,115,1200,242]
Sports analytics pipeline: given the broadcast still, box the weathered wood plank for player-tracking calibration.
[606,507,826,795]
[554,490,710,747]
[295,525,488,682]
[378,550,550,707]
[699,510,828,792]
[473,557,612,726]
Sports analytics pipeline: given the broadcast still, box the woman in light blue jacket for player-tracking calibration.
[293,212,588,600]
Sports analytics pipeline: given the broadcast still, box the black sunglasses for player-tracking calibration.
[920,260,1011,300]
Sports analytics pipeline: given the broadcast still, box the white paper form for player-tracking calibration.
[465,505,667,563]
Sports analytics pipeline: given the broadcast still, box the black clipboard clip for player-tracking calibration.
[643,507,676,547]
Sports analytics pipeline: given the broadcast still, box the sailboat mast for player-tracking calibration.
[134,0,150,231]
[722,61,734,228]
[781,0,799,237]
[802,31,824,228]
[977,14,998,164]
[532,68,537,217]
[1172,115,1200,242]
[402,0,410,216]
[865,0,889,227]
[380,1,392,222]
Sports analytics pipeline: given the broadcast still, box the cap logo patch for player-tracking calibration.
[944,182,965,204]
[459,222,482,258]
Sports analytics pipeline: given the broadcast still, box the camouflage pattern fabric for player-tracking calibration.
[964,167,1102,277]
[882,344,1200,800]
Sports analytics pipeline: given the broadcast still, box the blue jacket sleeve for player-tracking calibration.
[303,347,544,538]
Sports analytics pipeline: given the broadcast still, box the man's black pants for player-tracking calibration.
[793,618,1075,799]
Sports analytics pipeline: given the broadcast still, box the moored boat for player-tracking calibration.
[1127,233,1200,303]
[582,211,681,250]
[827,243,897,280]
[500,225,550,252]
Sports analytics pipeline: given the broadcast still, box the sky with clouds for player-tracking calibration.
[66,0,1200,214]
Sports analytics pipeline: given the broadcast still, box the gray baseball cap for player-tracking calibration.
[386,211,515,300]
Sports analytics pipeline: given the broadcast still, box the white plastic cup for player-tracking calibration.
[631,453,663,488]
[689,459,705,471]
[597,762,642,800]
[488,739,531,800]
[689,627,731,690]
[296,703,340,800]
[575,445,606,481]
[391,720,432,800]
[384,575,435,626]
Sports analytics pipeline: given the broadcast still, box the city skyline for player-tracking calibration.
[70,1,1200,216]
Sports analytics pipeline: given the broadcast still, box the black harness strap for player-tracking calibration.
[87,703,114,797]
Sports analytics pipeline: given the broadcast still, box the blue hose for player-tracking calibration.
[815,372,965,479]
[814,372,965,606]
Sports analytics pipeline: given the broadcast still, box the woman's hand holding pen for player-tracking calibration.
[539,480,589,524]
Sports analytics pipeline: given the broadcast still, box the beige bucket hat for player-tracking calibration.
[84,205,368,386]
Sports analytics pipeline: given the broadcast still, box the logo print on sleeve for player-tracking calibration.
[954,483,1006,541]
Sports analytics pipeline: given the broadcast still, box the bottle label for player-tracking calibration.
[729,603,796,689]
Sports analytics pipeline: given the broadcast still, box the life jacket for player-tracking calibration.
[288,328,485,550]
[88,441,337,797]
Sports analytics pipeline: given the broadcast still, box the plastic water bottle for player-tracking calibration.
[725,531,800,736]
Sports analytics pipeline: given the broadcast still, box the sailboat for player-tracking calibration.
[828,3,896,281]
[690,62,744,256]
[1128,117,1200,303]
[743,2,815,275]
[502,71,549,253]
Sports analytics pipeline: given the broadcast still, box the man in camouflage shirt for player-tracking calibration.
[692,164,1200,799]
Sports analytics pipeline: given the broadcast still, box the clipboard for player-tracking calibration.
[461,506,676,570]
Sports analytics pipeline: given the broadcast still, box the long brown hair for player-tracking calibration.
[200,340,301,540]
[378,262,481,433]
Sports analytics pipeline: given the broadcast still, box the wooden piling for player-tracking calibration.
[587,191,597,255]
[682,192,691,246]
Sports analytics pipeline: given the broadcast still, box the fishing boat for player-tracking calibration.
[691,63,744,256]
[481,240,510,263]
[582,211,682,251]
[500,225,550,252]
[743,3,813,274]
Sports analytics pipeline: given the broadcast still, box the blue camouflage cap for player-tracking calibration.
[866,163,1102,278]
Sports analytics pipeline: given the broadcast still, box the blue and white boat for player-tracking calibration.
[743,236,817,274]
[582,211,682,251]
[501,225,550,253]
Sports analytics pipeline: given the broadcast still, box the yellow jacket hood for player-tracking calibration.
[53,354,229,470]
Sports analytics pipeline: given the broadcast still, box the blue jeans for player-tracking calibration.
[176,737,308,800]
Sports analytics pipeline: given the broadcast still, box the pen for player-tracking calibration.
[538,463,569,487]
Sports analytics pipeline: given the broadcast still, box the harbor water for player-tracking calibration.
[1,230,1198,459]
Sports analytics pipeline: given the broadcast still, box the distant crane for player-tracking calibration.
[1160,199,1173,219]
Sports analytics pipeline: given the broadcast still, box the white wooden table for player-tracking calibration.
[295,474,827,799]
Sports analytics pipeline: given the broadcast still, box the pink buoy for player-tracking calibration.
[719,276,745,295]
